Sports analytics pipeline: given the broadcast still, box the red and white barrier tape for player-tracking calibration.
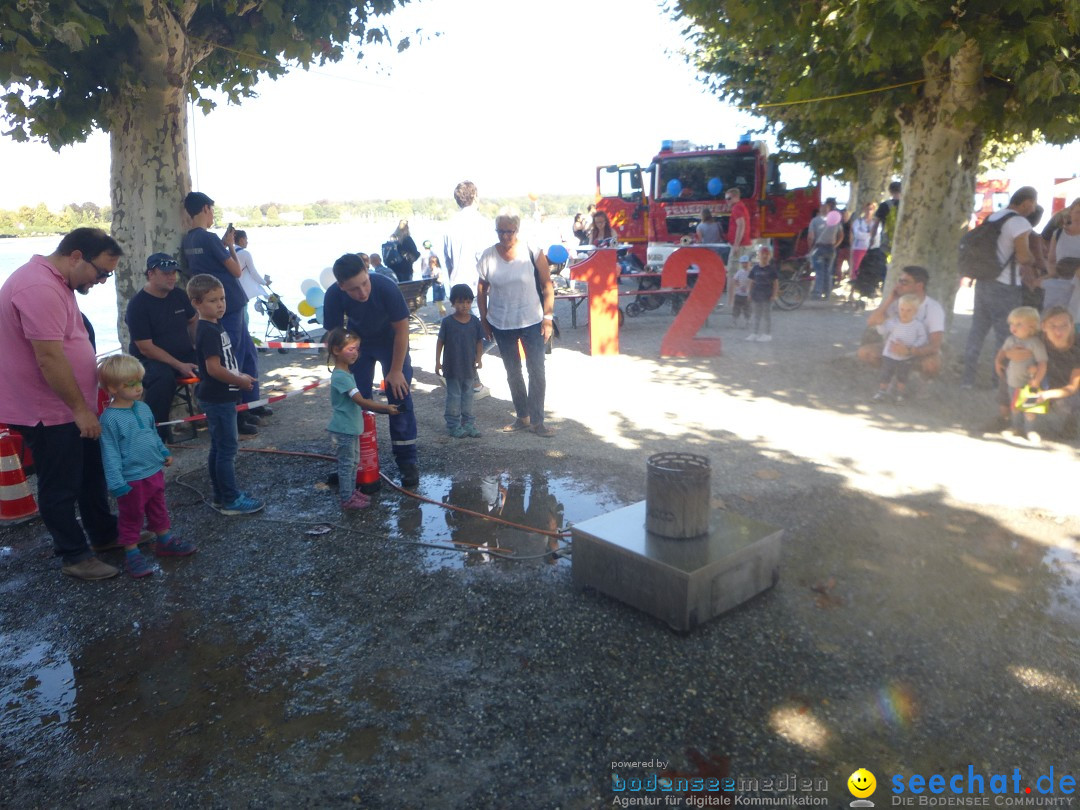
[156,377,329,427]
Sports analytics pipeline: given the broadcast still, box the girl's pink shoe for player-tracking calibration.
[342,491,371,510]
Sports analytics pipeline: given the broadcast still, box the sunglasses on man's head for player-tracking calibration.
[152,261,179,272]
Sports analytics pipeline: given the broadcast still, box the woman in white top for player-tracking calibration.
[477,211,556,437]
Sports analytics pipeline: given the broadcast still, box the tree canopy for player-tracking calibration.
[675,0,1080,301]
[0,0,412,341]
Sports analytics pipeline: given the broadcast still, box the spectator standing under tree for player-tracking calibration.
[443,180,493,399]
[871,181,902,261]
[0,228,123,580]
[125,252,198,443]
[850,202,875,278]
[181,192,266,435]
[960,186,1038,389]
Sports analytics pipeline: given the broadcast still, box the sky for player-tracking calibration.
[1,0,1077,211]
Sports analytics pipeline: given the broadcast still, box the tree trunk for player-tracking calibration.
[106,3,199,348]
[852,134,897,216]
[889,39,984,315]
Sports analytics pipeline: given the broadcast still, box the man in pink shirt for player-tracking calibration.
[0,228,124,580]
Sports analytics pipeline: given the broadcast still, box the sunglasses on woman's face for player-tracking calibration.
[496,229,517,236]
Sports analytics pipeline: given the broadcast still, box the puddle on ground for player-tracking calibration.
[1042,540,1080,623]
[388,470,629,571]
[0,615,422,775]
[0,635,76,759]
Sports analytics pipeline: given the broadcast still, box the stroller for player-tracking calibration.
[845,248,887,310]
[254,287,313,352]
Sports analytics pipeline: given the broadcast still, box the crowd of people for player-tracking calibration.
[2,178,1078,583]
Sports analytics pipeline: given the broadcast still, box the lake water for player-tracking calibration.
[0,218,570,354]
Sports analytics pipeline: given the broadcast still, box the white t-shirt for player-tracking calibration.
[236,247,268,300]
[851,218,872,251]
[443,206,493,297]
[882,294,946,337]
[477,244,543,330]
[988,208,1032,286]
[731,267,751,297]
[879,318,929,361]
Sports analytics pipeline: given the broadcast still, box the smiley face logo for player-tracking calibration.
[848,768,877,798]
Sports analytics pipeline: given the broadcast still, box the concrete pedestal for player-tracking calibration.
[571,501,782,631]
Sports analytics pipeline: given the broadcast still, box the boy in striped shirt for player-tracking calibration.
[98,354,196,578]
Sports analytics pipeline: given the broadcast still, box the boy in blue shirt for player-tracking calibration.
[435,284,485,438]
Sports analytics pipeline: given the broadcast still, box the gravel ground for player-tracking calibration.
[2,291,1079,809]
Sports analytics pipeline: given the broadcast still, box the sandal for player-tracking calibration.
[502,418,531,432]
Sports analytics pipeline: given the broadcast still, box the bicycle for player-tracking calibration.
[774,256,812,310]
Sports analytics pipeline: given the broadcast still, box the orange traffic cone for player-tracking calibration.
[0,430,38,524]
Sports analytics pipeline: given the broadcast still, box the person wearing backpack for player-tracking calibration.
[959,186,1039,389]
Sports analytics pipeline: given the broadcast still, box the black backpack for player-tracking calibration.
[381,239,406,270]
[957,211,1020,281]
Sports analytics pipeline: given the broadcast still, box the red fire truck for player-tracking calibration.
[595,136,821,269]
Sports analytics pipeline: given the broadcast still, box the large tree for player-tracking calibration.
[0,0,409,338]
[676,0,1080,304]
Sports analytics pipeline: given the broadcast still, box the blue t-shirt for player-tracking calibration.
[182,228,247,313]
[437,314,484,380]
[328,368,365,435]
[323,272,410,350]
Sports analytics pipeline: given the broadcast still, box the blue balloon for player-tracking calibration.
[314,306,324,324]
[707,177,723,196]
[547,244,569,264]
[666,179,682,197]
[305,286,325,307]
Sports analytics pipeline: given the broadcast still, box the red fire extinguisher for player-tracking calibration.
[356,410,381,494]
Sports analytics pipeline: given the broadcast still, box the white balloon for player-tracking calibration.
[319,266,336,289]
[300,278,320,294]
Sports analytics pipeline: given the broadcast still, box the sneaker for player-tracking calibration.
[1026,430,1042,446]
[472,384,491,400]
[757,334,772,342]
[531,424,555,438]
[463,424,482,438]
[219,494,264,515]
[399,463,420,489]
[502,418,531,432]
[125,550,155,579]
[154,535,197,557]
[448,426,467,439]
[872,390,889,402]
[342,490,372,510]
[62,557,119,581]
[745,334,759,341]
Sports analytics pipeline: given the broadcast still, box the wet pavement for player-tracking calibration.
[3,303,1080,809]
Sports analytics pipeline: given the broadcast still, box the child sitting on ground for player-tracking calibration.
[728,254,751,328]
[97,354,196,578]
[189,273,264,515]
[873,293,928,403]
[435,283,485,438]
[994,305,1047,444]
[325,327,400,510]
[1039,256,1079,314]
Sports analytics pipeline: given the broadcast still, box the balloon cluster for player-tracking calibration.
[296,266,337,322]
